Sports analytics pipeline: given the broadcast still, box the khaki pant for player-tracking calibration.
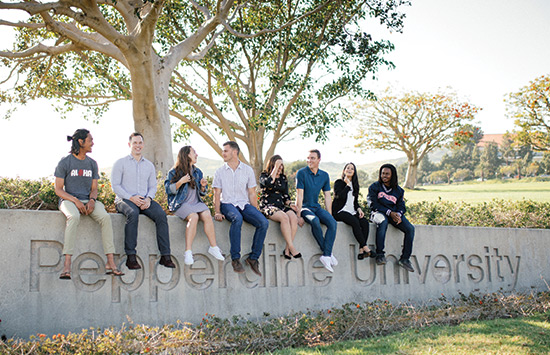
[59,199,115,255]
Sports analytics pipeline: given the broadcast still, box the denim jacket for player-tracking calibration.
[164,166,207,212]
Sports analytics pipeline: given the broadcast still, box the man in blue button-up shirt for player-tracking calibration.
[111,132,175,270]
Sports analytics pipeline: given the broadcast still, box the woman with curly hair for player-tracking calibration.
[259,155,301,259]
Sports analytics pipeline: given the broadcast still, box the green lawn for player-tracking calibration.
[360,179,550,204]
[269,314,550,355]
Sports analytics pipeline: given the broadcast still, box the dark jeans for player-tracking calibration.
[220,203,268,260]
[301,206,337,257]
[375,214,414,260]
[116,199,171,256]
[334,211,369,248]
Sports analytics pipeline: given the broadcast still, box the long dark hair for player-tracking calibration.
[341,162,360,198]
[171,146,196,188]
[378,163,398,189]
[67,129,90,155]
[264,155,285,177]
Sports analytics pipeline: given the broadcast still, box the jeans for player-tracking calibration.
[334,211,369,248]
[220,203,268,260]
[301,206,337,257]
[116,199,171,256]
[59,199,115,255]
[375,214,415,260]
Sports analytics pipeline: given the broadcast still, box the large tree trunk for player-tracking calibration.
[245,130,265,177]
[128,55,173,174]
[404,161,418,189]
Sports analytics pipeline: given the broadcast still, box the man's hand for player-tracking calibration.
[297,216,305,227]
[85,199,95,215]
[140,197,151,210]
[75,199,87,215]
[214,212,225,221]
[390,211,402,224]
[358,208,365,219]
[129,195,144,207]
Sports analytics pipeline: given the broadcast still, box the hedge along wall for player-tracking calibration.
[1,209,549,339]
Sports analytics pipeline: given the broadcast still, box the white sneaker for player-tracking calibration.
[208,246,225,261]
[184,250,194,265]
[330,254,338,266]
[319,256,334,272]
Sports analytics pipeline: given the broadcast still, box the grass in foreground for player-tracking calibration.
[270,314,550,354]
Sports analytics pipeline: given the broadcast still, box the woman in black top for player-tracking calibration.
[332,162,373,259]
[259,155,301,259]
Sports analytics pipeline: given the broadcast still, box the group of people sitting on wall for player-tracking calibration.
[54,129,415,280]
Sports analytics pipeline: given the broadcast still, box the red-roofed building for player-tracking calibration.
[477,134,507,148]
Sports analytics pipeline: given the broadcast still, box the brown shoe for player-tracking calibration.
[126,254,141,270]
[232,259,245,274]
[245,258,262,276]
[159,255,176,268]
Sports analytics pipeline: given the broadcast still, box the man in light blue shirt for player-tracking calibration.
[111,132,175,270]
[213,141,268,276]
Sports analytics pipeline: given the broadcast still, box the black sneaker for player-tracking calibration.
[126,254,141,270]
[376,255,387,265]
[399,259,414,272]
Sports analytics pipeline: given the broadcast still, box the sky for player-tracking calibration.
[0,0,549,179]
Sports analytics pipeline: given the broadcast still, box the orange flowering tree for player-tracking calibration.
[506,74,550,151]
[353,89,480,189]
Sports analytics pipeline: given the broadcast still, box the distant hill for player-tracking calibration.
[198,157,411,179]
[195,157,223,177]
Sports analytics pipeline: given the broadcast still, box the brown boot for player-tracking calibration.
[245,258,262,276]
[231,259,245,273]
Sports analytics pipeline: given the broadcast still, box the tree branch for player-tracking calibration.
[219,0,331,39]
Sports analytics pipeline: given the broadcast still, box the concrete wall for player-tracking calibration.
[0,209,548,339]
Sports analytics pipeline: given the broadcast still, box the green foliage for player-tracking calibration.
[507,74,550,151]
[1,291,549,354]
[3,176,550,229]
[407,199,550,229]
[354,89,481,188]
[169,0,409,172]
[0,177,57,210]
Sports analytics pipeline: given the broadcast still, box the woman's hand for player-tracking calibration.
[358,208,365,219]
[179,174,192,184]
[271,159,283,178]
[200,178,207,187]
[344,176,352,186]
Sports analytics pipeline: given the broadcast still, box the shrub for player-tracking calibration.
[0,177,58,210]
[407,199,550,229]
[1,291,549,354]
[2,176,550,229]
